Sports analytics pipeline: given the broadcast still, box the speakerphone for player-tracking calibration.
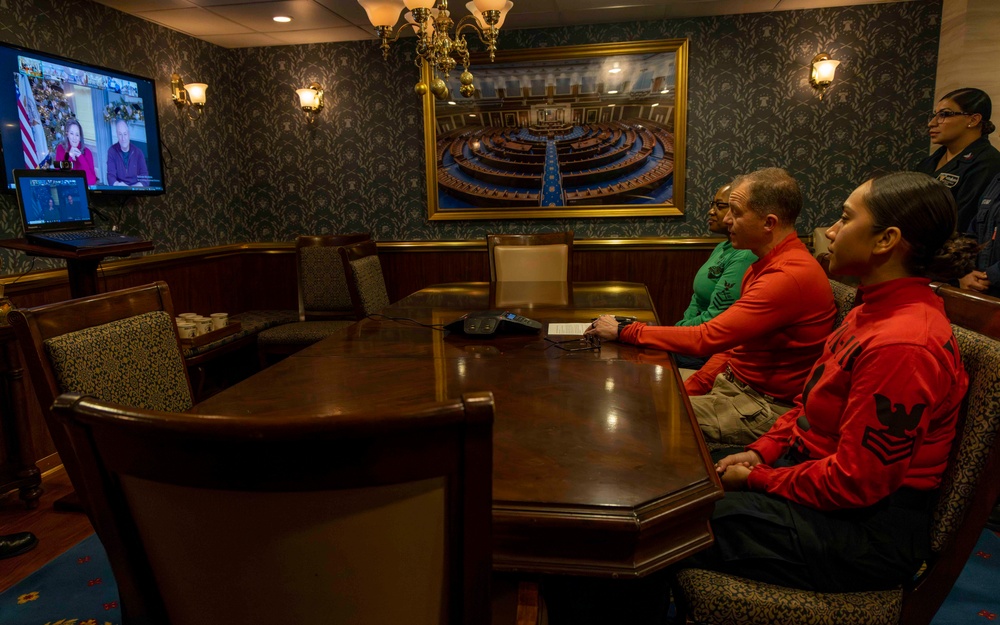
[445,310,542,336]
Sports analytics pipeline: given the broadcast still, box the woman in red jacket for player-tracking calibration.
[693,171,978,592]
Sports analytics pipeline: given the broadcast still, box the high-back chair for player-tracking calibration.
[50,390,494,625]
[339,239,391,318]
[487,231,574,282]
[829,278,858,328]
[673,287,1000,625]
[8,282,194,511]
[257,233,371,363]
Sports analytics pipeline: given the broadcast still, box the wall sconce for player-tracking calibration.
[809,54,840,101]
[171,73,208,119]
[296,82,324,123]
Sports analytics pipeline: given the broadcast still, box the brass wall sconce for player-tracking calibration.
[809,53,840,101]
[296,82,324,123]
[171,73,208,119]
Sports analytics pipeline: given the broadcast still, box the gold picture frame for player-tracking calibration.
[422,39,688,220]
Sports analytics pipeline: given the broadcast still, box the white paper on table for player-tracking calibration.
[547,323,592,336]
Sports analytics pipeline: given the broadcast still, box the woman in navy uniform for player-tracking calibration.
[915,87,1000,233]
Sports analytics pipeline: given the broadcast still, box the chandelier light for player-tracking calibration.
[357,0,514,99]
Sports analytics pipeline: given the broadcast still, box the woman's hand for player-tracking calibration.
[68,147,81,160]
[959,270,990,292]
[585,314,620,341]
[715,450,762,491]
[719,464,752,491]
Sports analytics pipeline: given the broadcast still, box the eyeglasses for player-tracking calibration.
[709,200,730,211]
[545,335,601,353]
[928,110,973,124]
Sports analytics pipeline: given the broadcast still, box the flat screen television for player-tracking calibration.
[0,42,165,195]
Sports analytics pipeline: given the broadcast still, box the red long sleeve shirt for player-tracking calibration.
[746,277,967,510]
[618,233,836,402]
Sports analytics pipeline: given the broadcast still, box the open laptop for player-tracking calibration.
[13,169,143,250]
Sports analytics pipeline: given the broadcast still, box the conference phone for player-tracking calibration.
[445,310,542,336]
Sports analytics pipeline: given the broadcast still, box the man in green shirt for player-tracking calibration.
[674,182,757,369]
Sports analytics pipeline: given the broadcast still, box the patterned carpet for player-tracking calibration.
[1,530,997,624]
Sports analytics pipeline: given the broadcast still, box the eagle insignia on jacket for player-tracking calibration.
[861,393,925,464]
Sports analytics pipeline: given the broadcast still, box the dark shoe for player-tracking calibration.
[988,503,1000,533]
[0,532,38,559]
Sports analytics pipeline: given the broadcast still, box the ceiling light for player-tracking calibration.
[607,90,618,94]
[608,61,621,74]
[273,15,292,22]
[661,88,669,94]
[448,101,456,105]
[651,103,659,107]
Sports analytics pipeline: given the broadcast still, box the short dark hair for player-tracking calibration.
[864,171,977,280]
[940,87,995,136]
[731,167,802,225]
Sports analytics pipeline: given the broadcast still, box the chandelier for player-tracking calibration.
[358,0,514,99]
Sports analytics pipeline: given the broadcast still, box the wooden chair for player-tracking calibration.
[257,233,370,364]
[8,282,193,511]
[339,239,392,318]
[50,390,495,625]
[486,231,574,282]
[673,287,1000,625]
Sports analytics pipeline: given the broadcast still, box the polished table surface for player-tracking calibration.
[193,281,722,577]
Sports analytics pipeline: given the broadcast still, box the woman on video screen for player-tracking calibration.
[54,119,98,186]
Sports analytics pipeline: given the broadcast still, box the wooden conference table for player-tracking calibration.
[193,281,723,578]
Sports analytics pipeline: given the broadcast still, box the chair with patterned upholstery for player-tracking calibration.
[257,233,371,364]
[339,239,391,318]
[8,282,193,512]
[487,231,574,282]
[830,278,858,328]
[49,390,495,625]
[673,291,1000,625]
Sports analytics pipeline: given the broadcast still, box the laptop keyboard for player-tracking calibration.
[45,229,123,241]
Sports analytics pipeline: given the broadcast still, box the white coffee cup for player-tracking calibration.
[194,318,212,336]
[179,313,198,319]
[210,312,228,331]
[177,323,196,339]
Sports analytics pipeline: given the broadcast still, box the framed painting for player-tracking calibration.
[422,39,688,220]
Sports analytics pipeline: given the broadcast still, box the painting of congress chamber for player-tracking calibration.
[430,42,684,218]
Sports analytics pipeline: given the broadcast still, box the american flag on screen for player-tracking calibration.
[16,74,43,168]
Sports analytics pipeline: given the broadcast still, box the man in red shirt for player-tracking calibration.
[589,168,836,446]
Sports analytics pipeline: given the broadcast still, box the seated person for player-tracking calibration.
[588,168,836,446]
[106,119,148,187]
[690,171,974,592]
[55,119,98,186]
[673,182,757,369]
[958,171,1000,297]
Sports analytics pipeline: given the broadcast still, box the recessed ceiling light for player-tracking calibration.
[661,88,669,93]
[609,62,621,74]
[273,16,292,23]
[607,90,618,94]
[608,103,615,107]
[651,103,659,107]
[469,113,477,117]
[448,101,456,105]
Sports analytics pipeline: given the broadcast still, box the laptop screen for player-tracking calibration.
[13,169,94,235]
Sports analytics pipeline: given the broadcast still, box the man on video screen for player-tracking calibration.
[106,119,148,187]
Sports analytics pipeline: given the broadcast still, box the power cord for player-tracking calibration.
[365,313,448,331]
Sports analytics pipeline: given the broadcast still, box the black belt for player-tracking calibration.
[722,366,794,408]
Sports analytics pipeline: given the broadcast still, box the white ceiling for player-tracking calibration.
[89,0,913,49]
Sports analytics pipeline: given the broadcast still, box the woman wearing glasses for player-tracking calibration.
[915,87,1000,233]
[673,182,756,369]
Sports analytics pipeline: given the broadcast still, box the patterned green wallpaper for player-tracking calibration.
[0,0,941,274]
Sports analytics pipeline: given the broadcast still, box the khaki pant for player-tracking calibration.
[689,374,793,447]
